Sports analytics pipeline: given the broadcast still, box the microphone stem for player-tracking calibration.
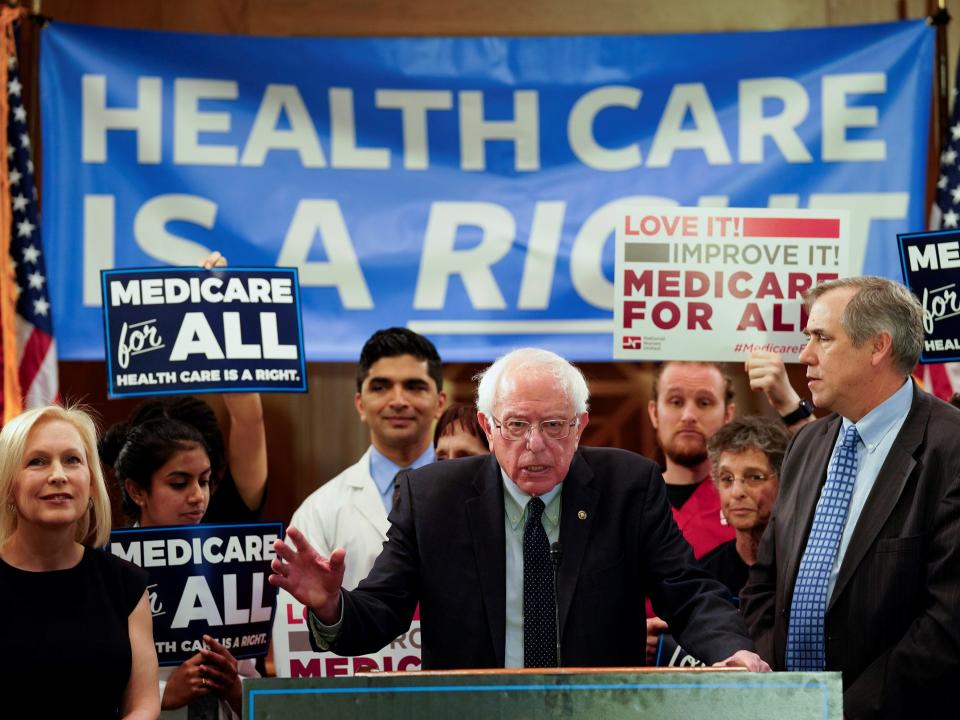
[550,542,562,667]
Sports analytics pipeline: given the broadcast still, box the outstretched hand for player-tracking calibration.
[269,527,346,624]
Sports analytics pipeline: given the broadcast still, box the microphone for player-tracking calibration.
[550,541,563,667]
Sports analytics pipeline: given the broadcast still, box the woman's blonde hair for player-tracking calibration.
[0,405,111,547]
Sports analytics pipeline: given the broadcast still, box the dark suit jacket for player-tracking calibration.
[321,446,753,669]
[741,384,960,718]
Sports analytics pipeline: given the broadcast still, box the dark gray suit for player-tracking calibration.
[318,446,753,669]
[741,384,960,718]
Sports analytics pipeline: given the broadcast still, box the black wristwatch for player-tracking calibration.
[781,398,814,425]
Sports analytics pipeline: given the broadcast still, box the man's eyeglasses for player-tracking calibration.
[716,472,774,488]
[492,417,579,442]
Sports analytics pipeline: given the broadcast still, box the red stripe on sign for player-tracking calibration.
[742,217,840,239]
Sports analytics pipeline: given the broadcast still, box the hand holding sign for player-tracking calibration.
[161,650,213,710]
[744,350,801,415]
[200,634,243,715]
[646,616,669,664]
[201,251,227,270]
[270,527,346,624]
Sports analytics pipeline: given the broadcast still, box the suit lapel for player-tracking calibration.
[556,452,598,635]
[780,417,840,609]
[465,455,507,666]
[828,388,925,611]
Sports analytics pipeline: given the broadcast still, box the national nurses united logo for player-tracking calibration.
[622,336,643,350]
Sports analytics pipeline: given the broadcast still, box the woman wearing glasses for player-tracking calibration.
[702,416,790,601]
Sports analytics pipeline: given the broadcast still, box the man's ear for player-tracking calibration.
[434,391,447,420]
[724,402,736,424]
[354,392,366,422]
[477,412,495,444]
[870,331,894,367]
[575,413,590,442]
[647,400,659,430]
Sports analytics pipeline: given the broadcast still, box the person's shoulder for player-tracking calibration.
[410,453,492,481]
[573,446,662,496]
[577,445,659,473]
[85,546,149,594]
[294,450,371,513]
[924,390,960,426]
[700,538,736,565]
[788,411,838,445]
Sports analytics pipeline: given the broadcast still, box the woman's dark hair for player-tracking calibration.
[433,402,489,450]
[119,397,225,480]
[100,413,213,520]
[706,415,791,478]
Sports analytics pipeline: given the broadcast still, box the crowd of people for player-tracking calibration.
[2,273,958,719]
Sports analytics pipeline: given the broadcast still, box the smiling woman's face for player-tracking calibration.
[11,419,92,531]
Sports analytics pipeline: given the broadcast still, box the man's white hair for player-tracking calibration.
[475,348,590,419]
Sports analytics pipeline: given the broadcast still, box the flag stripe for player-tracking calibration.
[17,318,50,390]
[0,9,58,419]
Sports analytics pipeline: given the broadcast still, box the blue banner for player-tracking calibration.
[41,21,933,361]
[101,266,307,396]
[897,229,960,363]
[106,522,283,666]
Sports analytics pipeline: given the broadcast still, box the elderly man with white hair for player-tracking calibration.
[270,348,767,671]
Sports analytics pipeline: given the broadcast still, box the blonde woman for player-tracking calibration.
[0,406,159,719]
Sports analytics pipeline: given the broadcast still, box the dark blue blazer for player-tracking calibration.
[741,385,960,718]
[323,446,753,669]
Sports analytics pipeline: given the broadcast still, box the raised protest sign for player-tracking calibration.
[41,21,932,361]
[107,522,282,666]
[101,267,306,397]
[613,207,850,361]
[271,591,421,677]
[897,229,960,363]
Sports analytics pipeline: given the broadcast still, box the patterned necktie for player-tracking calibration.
[786,423,860,671]
[523,496,558,667]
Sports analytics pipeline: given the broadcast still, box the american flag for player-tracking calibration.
[0,34,57,420]
[918,51,960,402]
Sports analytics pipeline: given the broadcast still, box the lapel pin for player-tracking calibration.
[578,510,587,520]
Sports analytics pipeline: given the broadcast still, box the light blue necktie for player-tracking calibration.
[785,423,860,671]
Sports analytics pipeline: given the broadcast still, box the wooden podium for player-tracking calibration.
[242,667,842,719]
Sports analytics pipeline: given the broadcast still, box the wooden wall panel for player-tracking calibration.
[38,0,943,523]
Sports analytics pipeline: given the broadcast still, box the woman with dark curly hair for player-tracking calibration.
[101,408,258,720]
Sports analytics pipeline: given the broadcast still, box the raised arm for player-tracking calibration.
[223,392,268,510]
[744,350,814,432]
[201,250,268,511]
